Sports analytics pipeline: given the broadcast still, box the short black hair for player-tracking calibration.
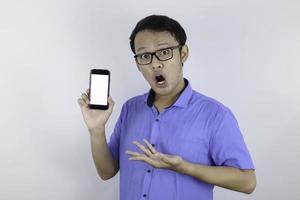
[129,15,187,54]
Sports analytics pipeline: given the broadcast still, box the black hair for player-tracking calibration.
[129,15,187,54]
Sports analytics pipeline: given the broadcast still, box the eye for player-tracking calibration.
[160,49,171,56]
[140,53,151,60]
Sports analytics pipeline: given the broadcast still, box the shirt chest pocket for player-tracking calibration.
[161,137,209,164]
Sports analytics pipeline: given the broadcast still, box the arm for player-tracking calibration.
[78,89,119,181]
[126,139,256,194]
[174,160,256,194]
[90,126,119,180]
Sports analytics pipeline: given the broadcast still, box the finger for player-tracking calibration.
[84,89,90,101]
[154,152,167,161]
[143,139,157,154]
[129,155,153,163]
[125,150,143,157]
[133,141,153,157]
[158,152,173,160]
[129,155,147,161]
[77,98,88,108]
[161,155,172,164]
[81,93,90,104]
[129,156,168,168]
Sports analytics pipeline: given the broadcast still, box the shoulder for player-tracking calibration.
[191,90,230,111]
[119,93,147,111]
[189,90,232,120]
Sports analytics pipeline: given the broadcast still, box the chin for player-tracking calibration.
[153,86,172,96]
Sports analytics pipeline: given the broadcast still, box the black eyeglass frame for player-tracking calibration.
[134,45,183,65]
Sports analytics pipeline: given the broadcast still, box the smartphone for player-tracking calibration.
[88,69,110,110]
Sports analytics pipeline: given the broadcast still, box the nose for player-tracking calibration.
[151,55,164,70]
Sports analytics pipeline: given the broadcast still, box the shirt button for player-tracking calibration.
[151,144,155,147]
[143,194,147,197]
[147,169,151,173]
[155,119,159,122]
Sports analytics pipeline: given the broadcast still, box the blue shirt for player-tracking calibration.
[108,78,255,200]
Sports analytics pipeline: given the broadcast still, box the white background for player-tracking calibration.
[1,0,299,199]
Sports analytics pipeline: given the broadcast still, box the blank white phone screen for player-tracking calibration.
[90,74,109,105]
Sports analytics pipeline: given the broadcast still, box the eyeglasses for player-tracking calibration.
[134,45,182,65]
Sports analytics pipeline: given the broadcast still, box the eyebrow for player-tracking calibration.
[136,42,171,53]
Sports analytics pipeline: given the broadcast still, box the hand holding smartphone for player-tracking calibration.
[77,68,114,132]
[88,69,110,110]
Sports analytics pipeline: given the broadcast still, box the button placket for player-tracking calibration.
[149,111,160,149]
[139,108,161,200]
[140,173,150,199]
[140,167,153,199]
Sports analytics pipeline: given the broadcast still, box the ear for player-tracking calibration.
[180,44,189,64]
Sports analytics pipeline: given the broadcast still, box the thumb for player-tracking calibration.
[108,96,115,109]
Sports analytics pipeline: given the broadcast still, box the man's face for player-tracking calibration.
[134,30,188,97]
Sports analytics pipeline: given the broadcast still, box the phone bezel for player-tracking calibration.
[88,69,110,110]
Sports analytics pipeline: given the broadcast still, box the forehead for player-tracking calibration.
[134,30,178,52]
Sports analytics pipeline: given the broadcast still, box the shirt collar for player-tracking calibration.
[143,78,193,108]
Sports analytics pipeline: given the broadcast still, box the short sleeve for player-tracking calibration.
[107,103,127,161]
[209,109,255,170]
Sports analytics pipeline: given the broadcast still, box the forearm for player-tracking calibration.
[175,161,256,194]
[89,127,119,180]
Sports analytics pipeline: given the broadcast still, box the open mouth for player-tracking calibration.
[155,74,166,85]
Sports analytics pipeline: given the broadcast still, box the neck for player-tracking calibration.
[154,78,185,107]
